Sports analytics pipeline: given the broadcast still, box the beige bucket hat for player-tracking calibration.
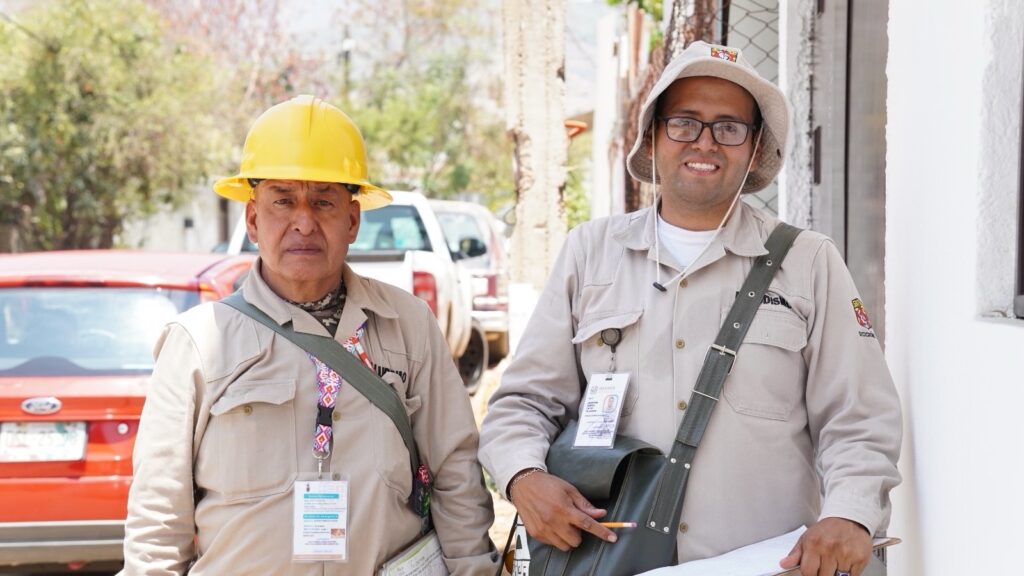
[626,41,790,194]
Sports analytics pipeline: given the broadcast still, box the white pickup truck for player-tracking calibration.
[225,190,487,393]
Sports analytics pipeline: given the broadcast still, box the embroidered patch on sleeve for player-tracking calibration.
[710,46,739,62]
[852,298,876,338]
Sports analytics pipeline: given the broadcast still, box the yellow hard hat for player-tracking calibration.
[214,95,392,210]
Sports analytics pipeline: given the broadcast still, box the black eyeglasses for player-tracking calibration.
[658,116,758,146]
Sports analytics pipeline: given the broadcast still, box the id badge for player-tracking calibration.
[574,373,630,448]
[292,478,349,563]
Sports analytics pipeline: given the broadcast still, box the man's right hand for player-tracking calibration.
[509,470,617,551]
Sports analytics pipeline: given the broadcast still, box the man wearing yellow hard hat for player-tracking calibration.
[122,96,499,575]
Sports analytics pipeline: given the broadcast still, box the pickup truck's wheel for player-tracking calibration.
[458,323,488,395]
[487,331,509,367]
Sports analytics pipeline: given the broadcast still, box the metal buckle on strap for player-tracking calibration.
[707,344,737,375]
[710,344,736,357]
[692,389,719,402]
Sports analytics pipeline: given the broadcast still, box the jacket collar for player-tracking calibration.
[613,201,769,274]
[241,259,399,341]
[336,263,400,340]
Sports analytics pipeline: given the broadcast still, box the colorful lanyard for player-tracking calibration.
[310,321,371,475]
[308,320,434,518]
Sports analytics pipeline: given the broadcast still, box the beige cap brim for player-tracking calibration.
[214,175,393,211]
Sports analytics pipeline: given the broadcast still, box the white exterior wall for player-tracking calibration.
[777,0,814,228]
[120,187,242,252]
[886,0,1024,574]
[590,12,623,220]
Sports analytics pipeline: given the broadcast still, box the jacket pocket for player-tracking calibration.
[372,408,414,497]
[722,308,808,421]
[573,310,643,416]
[202,379,298,501]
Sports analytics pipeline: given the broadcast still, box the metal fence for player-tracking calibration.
[672,0,781,215]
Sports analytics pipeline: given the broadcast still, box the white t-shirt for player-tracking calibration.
[657,214,718,269]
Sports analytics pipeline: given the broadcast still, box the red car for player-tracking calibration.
[0,250,255,571]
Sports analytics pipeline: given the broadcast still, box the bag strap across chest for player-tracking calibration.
[645,221,802,533]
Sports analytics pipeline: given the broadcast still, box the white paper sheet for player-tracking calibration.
[636,526,806,576]
[638,527,898,576]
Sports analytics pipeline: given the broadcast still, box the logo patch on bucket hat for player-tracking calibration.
[710,46,739,62]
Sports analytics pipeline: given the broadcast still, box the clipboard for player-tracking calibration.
[377,531,448,576]
[774,537,901,575]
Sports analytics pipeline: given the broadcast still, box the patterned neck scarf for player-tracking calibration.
[286,282,347,336]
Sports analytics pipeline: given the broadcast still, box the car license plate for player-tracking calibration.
[0,421,87,462]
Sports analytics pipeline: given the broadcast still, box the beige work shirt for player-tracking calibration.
[479,203,902,562]
[123,261,497,575]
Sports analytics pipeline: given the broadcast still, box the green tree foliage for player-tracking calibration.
[607,0,665,49]
[565,131,593,230]
[351,53,513,205]
[0,0,223,250]
[147,0,332,153]
[154,0,516,209]
[0,0,517,252]
[607,0,663,20]
[343,1,514,207]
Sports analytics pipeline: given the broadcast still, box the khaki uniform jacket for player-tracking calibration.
[479,203,902,563]
[123,261,498,575]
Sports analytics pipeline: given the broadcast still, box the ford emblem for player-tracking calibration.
[21,397,62,415]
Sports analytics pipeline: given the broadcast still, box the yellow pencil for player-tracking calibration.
[600,522,637,528]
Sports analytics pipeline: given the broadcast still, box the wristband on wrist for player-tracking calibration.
[507,467,544,500]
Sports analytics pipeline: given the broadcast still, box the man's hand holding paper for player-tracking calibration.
[778,517,872,576]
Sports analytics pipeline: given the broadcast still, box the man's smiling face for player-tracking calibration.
[651,76,759,230]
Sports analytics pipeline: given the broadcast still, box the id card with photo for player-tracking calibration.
[292,479,349,563]
[574,373,630,448]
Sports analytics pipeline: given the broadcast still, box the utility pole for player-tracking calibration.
[502,0,568,291]
[340,26,354,108]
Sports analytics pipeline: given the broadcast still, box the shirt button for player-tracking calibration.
[243,405,253,415]
[678,521,689,534]
[675,338,685,349]
[677,400,687,411]
[679,279,688,288]
[332,472,341,481]
[332,411,341,422]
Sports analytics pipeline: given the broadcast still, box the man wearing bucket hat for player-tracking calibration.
[123,96,498,574]
[480,42,901,576]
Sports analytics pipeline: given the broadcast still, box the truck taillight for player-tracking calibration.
[413,271,439,318]
[472,272,508,311]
